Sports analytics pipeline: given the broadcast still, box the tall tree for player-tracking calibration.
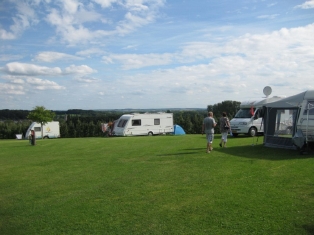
[212,100,241,120]
[27,106,55,139]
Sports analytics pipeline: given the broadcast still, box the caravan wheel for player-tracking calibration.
[148,132,153,136]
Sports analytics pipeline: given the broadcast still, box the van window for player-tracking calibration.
[34,127,41,132]
[118,119,128,127]
[303,101,314,115]
[132,119,141,126]
[234,108,254,118]
[154,119,160,125]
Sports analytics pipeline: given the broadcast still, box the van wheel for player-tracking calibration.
[232,133,238,137]
[43,136,49,139]
[148,132,153,136]
[248,127,257,137]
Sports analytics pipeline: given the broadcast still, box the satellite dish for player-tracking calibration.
[263,86,272,97]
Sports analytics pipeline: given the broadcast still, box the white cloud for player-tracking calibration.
[2,62,62,76]
[46,6,111,45]
[92,0,164,10]
[115,12,155,36]
[26,77,65,90]
[1,0,165,44]
[178,42,221,62]
[0,74,65,96]
[92,0,117,8]
[43,0,164,44]
[63,0,81,14]
[75,9,105,24]
[73,76,100,83]
[2,75,25,84]
[76,48,106,57]
[0,0,38,40]
[1,0,313,109]
[1,62,96,76]
[267,2,277,7]
[257,14,279,20]
[100,23,314,72]
[0,83,25,95]
[295,0,314,9]
[35,51,82,62]
[122,44,138,50]
[123,0,149,11]
[106,23,314,104]
[0,54,24,62]
[102,53,173,69]
[0,29,16,40]
[64,65,97,74]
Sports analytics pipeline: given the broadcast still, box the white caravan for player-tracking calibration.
[112,113,173,136]
[297,90,314,144]
[25,121,60,139]
[289,90,314,149]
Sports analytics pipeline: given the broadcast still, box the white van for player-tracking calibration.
[112,113,173,136]
[25,121,60,139]
[230,96,285,137]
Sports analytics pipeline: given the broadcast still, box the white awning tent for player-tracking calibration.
[263,91,307,109]
[262,90,309,149]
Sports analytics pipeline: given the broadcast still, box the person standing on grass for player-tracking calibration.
[219,112,230,148]
[202,111,217,153]
[30,130,36,146]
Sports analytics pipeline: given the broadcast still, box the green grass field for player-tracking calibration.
[1,135,314,234]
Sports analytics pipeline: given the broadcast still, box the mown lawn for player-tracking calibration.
[1,135,314,234]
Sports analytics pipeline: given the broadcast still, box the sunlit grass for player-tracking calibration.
[1,135,314,234]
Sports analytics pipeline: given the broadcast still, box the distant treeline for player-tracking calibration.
[0,109,124,120]
[0,101,240,139]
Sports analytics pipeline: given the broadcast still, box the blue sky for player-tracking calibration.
[0,0,313,110]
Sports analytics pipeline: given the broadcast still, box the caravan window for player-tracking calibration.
[34,127,41,132]
[303,101,314,115]
[118,119,128,127]
[154,119,160,125]
[132,119,141,126]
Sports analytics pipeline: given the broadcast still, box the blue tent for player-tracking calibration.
[173,125,186,135]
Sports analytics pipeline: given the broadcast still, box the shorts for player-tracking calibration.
[221,132,228,142]
[206,133,214,143]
